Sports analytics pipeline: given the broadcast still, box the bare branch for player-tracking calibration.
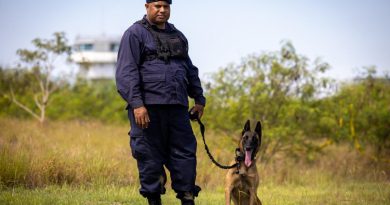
[10,87,40,121]
[33,94,43,111]
[49,82,60,94]
[33,68,45,94]
[43,91,49,106]
[45,64,52,94]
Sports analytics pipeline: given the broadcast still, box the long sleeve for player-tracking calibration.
[186,57,206,106]
[115,28,144,109]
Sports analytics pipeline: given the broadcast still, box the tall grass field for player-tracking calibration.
[0,118,389,204]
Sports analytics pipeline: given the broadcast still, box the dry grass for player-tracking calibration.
[0,118,389,204]
[0,118,137,188]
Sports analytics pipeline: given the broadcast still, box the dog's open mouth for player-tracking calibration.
[245,150,252,167]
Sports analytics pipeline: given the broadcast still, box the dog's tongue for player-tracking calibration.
[245,150,252,167]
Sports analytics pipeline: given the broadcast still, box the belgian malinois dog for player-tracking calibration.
[225,120,262,205]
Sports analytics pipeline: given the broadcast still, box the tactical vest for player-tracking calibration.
[136,19,188,63]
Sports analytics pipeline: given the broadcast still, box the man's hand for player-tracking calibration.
[133,106,150,129]
[191,104,204,120]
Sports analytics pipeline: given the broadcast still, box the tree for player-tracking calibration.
[329,67,390,160]
[203,42,333,163]
[8,32,71,124]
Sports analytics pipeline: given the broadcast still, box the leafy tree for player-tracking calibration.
[328,67,390,160]
[7,32,71,123]
[203,42,333,163]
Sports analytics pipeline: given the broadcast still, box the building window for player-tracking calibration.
[79,44,94,51]
[110,43,119,52]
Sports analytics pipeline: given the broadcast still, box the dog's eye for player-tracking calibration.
[252,137,258,144]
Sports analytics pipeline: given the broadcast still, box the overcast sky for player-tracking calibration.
[0,0,389,80]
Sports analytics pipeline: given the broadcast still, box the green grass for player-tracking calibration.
[1,182,389,205]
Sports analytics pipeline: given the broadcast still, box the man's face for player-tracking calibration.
[145,1,171,25]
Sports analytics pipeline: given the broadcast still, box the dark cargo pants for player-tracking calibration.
[127,105,199,198]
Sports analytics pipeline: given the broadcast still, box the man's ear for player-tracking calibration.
[242,120,250,136]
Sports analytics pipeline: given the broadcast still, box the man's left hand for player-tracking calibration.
[191,104,204,120]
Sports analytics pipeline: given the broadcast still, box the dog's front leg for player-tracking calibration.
[225,185,233,205]
[248,188,258,205]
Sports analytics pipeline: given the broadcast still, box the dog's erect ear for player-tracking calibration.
[244,120,251,131]
[255,121,262,148]
[242,120,251,136]
[255,121,262,137]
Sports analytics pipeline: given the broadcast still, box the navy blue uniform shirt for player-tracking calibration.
[116,17,206,109]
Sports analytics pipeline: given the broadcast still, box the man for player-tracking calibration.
[115,0,206,205]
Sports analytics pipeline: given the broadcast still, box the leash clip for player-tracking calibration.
[235,148,244,162]
[235,148,243,174]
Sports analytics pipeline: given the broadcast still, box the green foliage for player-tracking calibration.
[17,32,71,63]
[203,42,333,163]
[0,68,38,118]
[47,79,127,123]
[323,67,390,158]
[202,44,389,162]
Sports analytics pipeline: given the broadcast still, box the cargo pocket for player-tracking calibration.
[142,73,166,92]
[130,135,149,161]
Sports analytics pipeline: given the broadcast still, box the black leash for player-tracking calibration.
[189,108,240,170]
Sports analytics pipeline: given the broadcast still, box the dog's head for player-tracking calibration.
[240,120,262,167]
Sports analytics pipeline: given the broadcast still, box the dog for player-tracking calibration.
[225,120,262,205]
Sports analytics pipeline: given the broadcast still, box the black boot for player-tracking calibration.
[181,199,195,205]
[179,192,195,205]
[177,186,200,205]
[147,196,162,205]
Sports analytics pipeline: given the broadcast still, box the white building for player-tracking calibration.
[71,35,120,80]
